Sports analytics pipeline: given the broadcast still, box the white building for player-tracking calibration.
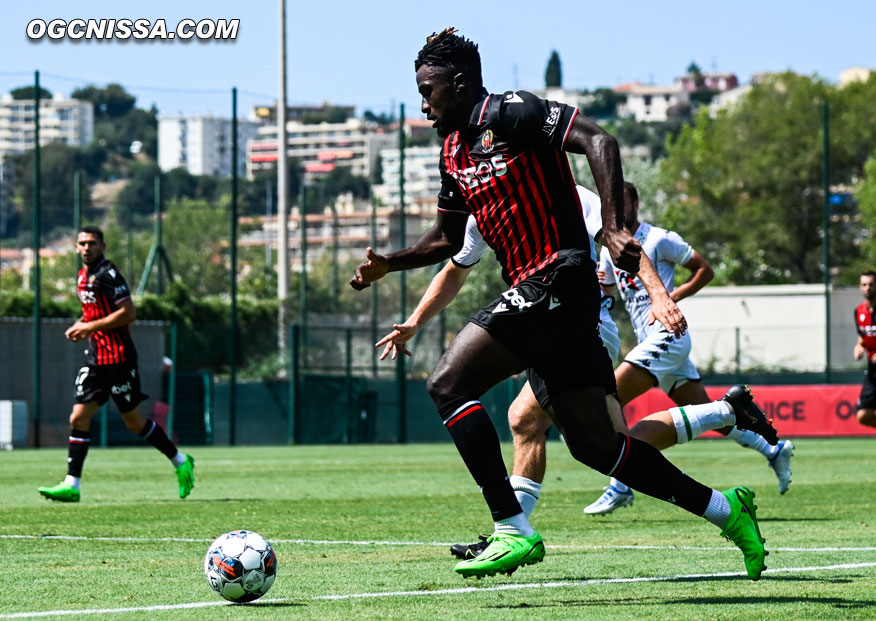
[0,93,93,154]
[0,93,94,228]
[158,115,261,177]
[247,117,394,182]
[372,145,442,211]
[617,83,689,122]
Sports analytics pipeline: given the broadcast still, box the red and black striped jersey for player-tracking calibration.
[76,258,136,365]
[436,90,588,286]
[856,302,876,359]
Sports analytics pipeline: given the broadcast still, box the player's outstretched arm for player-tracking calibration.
[638,253,687,337]
[564,116,640,275]
[376,262,472,360]
[671,251,714,303]
[350,210,468,290]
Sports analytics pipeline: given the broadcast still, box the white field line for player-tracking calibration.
[1,561,875,618]
[1,533,876,553]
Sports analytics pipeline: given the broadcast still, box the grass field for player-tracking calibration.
[2,438,876,619]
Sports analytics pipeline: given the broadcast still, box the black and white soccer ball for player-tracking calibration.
[204,530,277,603]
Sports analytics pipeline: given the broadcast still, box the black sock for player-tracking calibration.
[67,429,91,478]
[611,434,712,516]
[439,399,521,521]
[138,419,178,460]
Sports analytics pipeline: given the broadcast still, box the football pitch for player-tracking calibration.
[2,438,875,619]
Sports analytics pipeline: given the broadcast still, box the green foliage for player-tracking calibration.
[580,88,625,119]
[849,155,876,278]
[0,288,78,318]
[544,50,562,88]
[9,85,52,100]
[73,84,156,158]
[71,83,135,118]
[8,143,99,236]
[659,72,876,285]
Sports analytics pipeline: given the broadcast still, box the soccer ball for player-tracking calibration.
[204,530,277,603]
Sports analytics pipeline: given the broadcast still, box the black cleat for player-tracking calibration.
[450,535,491,560]
[723,384,778,445]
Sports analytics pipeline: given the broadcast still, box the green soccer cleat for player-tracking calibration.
[721,486,768,580]
[38,482,80,503]
[175,454,195,499]
[454,531,545,578]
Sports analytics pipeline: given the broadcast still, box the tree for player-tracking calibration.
[545,51,562,88]
[659,72,873,285]
[10,85,52,100]
[71,83,135,118]
[71,84,156,158]
[9,143,96,236]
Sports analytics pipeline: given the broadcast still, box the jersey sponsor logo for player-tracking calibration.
[481,129,494,153]
[111,381,132,395]
[542,104,561,136]
[492,287,535,314]
[456,154,508,189]
[78,290,97,304]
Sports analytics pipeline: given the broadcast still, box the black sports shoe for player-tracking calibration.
[723,384,778,445]
[450,535,491,560]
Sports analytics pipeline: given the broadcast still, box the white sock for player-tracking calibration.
[494,512,534,537]
[64,475,81,490]
[609,477,630,493]
[726,427,779,458]
[171,451,186,467]
[702,489,731,528]
[509,475,541,520]
[670,400,735,445]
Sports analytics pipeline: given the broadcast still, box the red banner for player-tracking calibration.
[623,384,875,438]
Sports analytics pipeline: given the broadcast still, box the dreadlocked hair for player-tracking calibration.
[415,27,482,90]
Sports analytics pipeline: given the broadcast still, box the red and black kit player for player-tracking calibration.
[38,226,195,503]
[350,28,768,580]
[853,270,876,429]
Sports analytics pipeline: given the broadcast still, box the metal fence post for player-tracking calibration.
[288,323,299,444]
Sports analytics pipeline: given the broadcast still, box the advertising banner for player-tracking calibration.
[623,384,876,438]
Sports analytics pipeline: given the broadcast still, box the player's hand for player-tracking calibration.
[597,269,607,282]
[854,343,866,360]
[350,247,389,290]
[65,320,92,342]
[870,351,876,364]
[647,294,687,337]
[603,229,642,275]
[375,322,418,360]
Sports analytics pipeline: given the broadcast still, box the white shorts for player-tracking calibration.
[623,329,701,394]
[598,308,621,364]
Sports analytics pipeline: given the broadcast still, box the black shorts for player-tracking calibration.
[857,371,876,411]
[470,250,615,411]
[74,360,148,413]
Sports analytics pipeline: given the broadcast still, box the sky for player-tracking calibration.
[1,1,873,120]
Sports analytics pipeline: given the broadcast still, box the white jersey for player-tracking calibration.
[599,222,694,342]
[453,186,621,362]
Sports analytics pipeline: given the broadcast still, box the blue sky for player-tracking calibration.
[2,1,873,119]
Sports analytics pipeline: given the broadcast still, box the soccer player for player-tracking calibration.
[853,270,876,429]
[351,28,768,580]
[377,186,776,560]
[581,181,795,513]
[37,226,195,503]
